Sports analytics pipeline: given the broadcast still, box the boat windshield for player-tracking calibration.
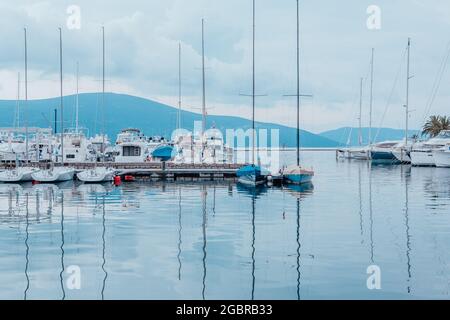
[436,131,450,139]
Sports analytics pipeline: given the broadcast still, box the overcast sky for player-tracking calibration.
[0,0,450,133]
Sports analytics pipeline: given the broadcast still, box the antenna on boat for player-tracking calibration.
[59,27,64,165]
[369,48,374,146]
[24,28,29,163]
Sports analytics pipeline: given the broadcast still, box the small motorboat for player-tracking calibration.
[152,144,175,162]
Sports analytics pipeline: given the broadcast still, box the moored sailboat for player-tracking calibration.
[282,0,314,185]
[32,28,75,183]
[78,27,115,183]
[236,0,265,186]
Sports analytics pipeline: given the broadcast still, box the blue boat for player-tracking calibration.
[369,141,402,164]
[237,165,266,186]
[152,145,175,162]
[283,166,314,185]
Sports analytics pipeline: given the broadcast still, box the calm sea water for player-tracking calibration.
[1,151,450,300]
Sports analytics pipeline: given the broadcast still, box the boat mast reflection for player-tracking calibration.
[101,195,108,300]
[402,166,412,294]
[59,191,66,300]
[201,185,207,300]
[369,165,375,264]
[178,187,182,281]
[24,193,30,300]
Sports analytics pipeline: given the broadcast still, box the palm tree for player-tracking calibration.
[422,115,450,137]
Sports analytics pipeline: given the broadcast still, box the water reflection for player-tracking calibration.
[2,152,450,300]
[24,193,30,300]
[402,166,412,294]
[201,185,207,300]
[60,191,66,300]
[101,195,108,300]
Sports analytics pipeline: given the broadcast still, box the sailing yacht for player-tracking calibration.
[32,28,75,183]
[282,0,314,185]
[0,28,40,181]
[78,27,115,183]
[392,38,413,164]
[410,130,450,166]
[237,0,265,186]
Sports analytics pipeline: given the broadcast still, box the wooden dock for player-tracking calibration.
[1,162,243,181]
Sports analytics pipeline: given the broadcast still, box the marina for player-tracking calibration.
[1,0,450,304]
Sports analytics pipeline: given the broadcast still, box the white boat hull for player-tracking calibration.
[433,149,450,168]
[31,167,75,182]
[410,150,435,167]
[77,168,115,183]
[0,167,39,182]
[392,149,411,163]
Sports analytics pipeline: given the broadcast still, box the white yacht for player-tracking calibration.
[114,128,151,163]
[55,129,91,163]
[410,130,450,166]
[202,128,234,164]
[432,144,450,168]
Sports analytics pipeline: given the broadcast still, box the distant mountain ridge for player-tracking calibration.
[319,127,420,146]
[0,92,341,148]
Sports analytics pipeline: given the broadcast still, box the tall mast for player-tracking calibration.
[16,72,20,128]
[405,38,411,145]
[252,0,256,165]
[102,26,105,149]
[75,62,79,133]
[369,48,374,146]
[358,77,363,146]
[178,42,182,130]
[296,0,300,166]
[59,27,64,165]
[24,28,29,163]
[201,19,206,136]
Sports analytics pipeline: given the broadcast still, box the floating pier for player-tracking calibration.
[0,162,243,181]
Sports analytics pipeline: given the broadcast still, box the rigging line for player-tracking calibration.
[340,58,372,146]
[417,40,450,134]
[374,47,408,143]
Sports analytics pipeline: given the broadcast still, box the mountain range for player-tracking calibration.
[0,93,417,148]
[0,93,340,148]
